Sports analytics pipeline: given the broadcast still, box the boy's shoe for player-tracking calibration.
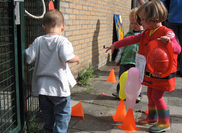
[136,93,142,103]
[112,92,119,98]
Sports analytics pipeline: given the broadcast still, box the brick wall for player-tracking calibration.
[59,0,132,76]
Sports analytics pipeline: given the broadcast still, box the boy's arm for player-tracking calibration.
[25,43,36,64]
[66,55,80,65]
[115,47,123,65]
[59,39,80,65]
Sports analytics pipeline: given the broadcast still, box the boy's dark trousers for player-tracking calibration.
[116,64,135,94]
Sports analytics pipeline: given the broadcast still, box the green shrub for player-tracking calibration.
[77,64,94,87]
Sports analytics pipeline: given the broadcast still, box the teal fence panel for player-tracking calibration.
[0,0,60,132]
[0,0,21,132]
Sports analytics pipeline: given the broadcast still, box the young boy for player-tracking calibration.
[113,8,144,102]
[25,9,80,133]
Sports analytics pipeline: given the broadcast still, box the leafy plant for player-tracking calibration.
[77,64,94,87]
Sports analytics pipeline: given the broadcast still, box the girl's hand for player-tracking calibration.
[157,36,170,44]
[105,44,115,53]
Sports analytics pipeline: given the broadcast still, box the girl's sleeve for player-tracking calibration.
[167,31,182,54]
[170,38,181,54]
[114,33,141,49]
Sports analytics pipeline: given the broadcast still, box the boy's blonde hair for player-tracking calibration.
[129,7,138,22]
[43,9,64,27]
[136,0,168,25]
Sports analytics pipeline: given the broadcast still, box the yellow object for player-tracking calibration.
[149,27,160,37]
[119,70,128,100]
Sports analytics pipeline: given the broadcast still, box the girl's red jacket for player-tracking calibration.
[114,26,181,91]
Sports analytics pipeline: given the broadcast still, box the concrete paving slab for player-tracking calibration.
[69,102,116,133]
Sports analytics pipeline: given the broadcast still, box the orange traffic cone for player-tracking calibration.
[48,0,55,10]
[112,100,127,122]
[145,109,149,114]
[106,68,117,83]
[71,101,84,119]
[118,109,140,132]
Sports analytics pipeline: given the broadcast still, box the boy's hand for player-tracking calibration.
[157,36,170,44]
[28,44,32,47]
[75,56,80,65]
[105,44,115,53]
[76,59,80,65]
[115,62,120,66]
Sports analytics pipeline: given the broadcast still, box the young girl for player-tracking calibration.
[105,0,181,132]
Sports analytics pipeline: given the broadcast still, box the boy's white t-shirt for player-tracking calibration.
[25,35,76,97]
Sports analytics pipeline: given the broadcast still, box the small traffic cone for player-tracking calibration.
[118,109,140,132]
[71,101,84,119]
[106,68,117,83]
[145,109,149,114]
[112,100,127,122]
[48,0,55,10]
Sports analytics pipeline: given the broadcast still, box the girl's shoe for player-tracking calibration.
[138,119,157,125]
[149,124,170,132]
[149,108,170,132]
[138,105,158,125]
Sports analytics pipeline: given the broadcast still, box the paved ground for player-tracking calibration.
[68,62,182,133]
[33,62,182,133]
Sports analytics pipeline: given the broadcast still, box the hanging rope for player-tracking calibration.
[24,0,46,19]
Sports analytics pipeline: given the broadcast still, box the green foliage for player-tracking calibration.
[78,64,94,87]
[27,120,44,133]
[26,114,46,133]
